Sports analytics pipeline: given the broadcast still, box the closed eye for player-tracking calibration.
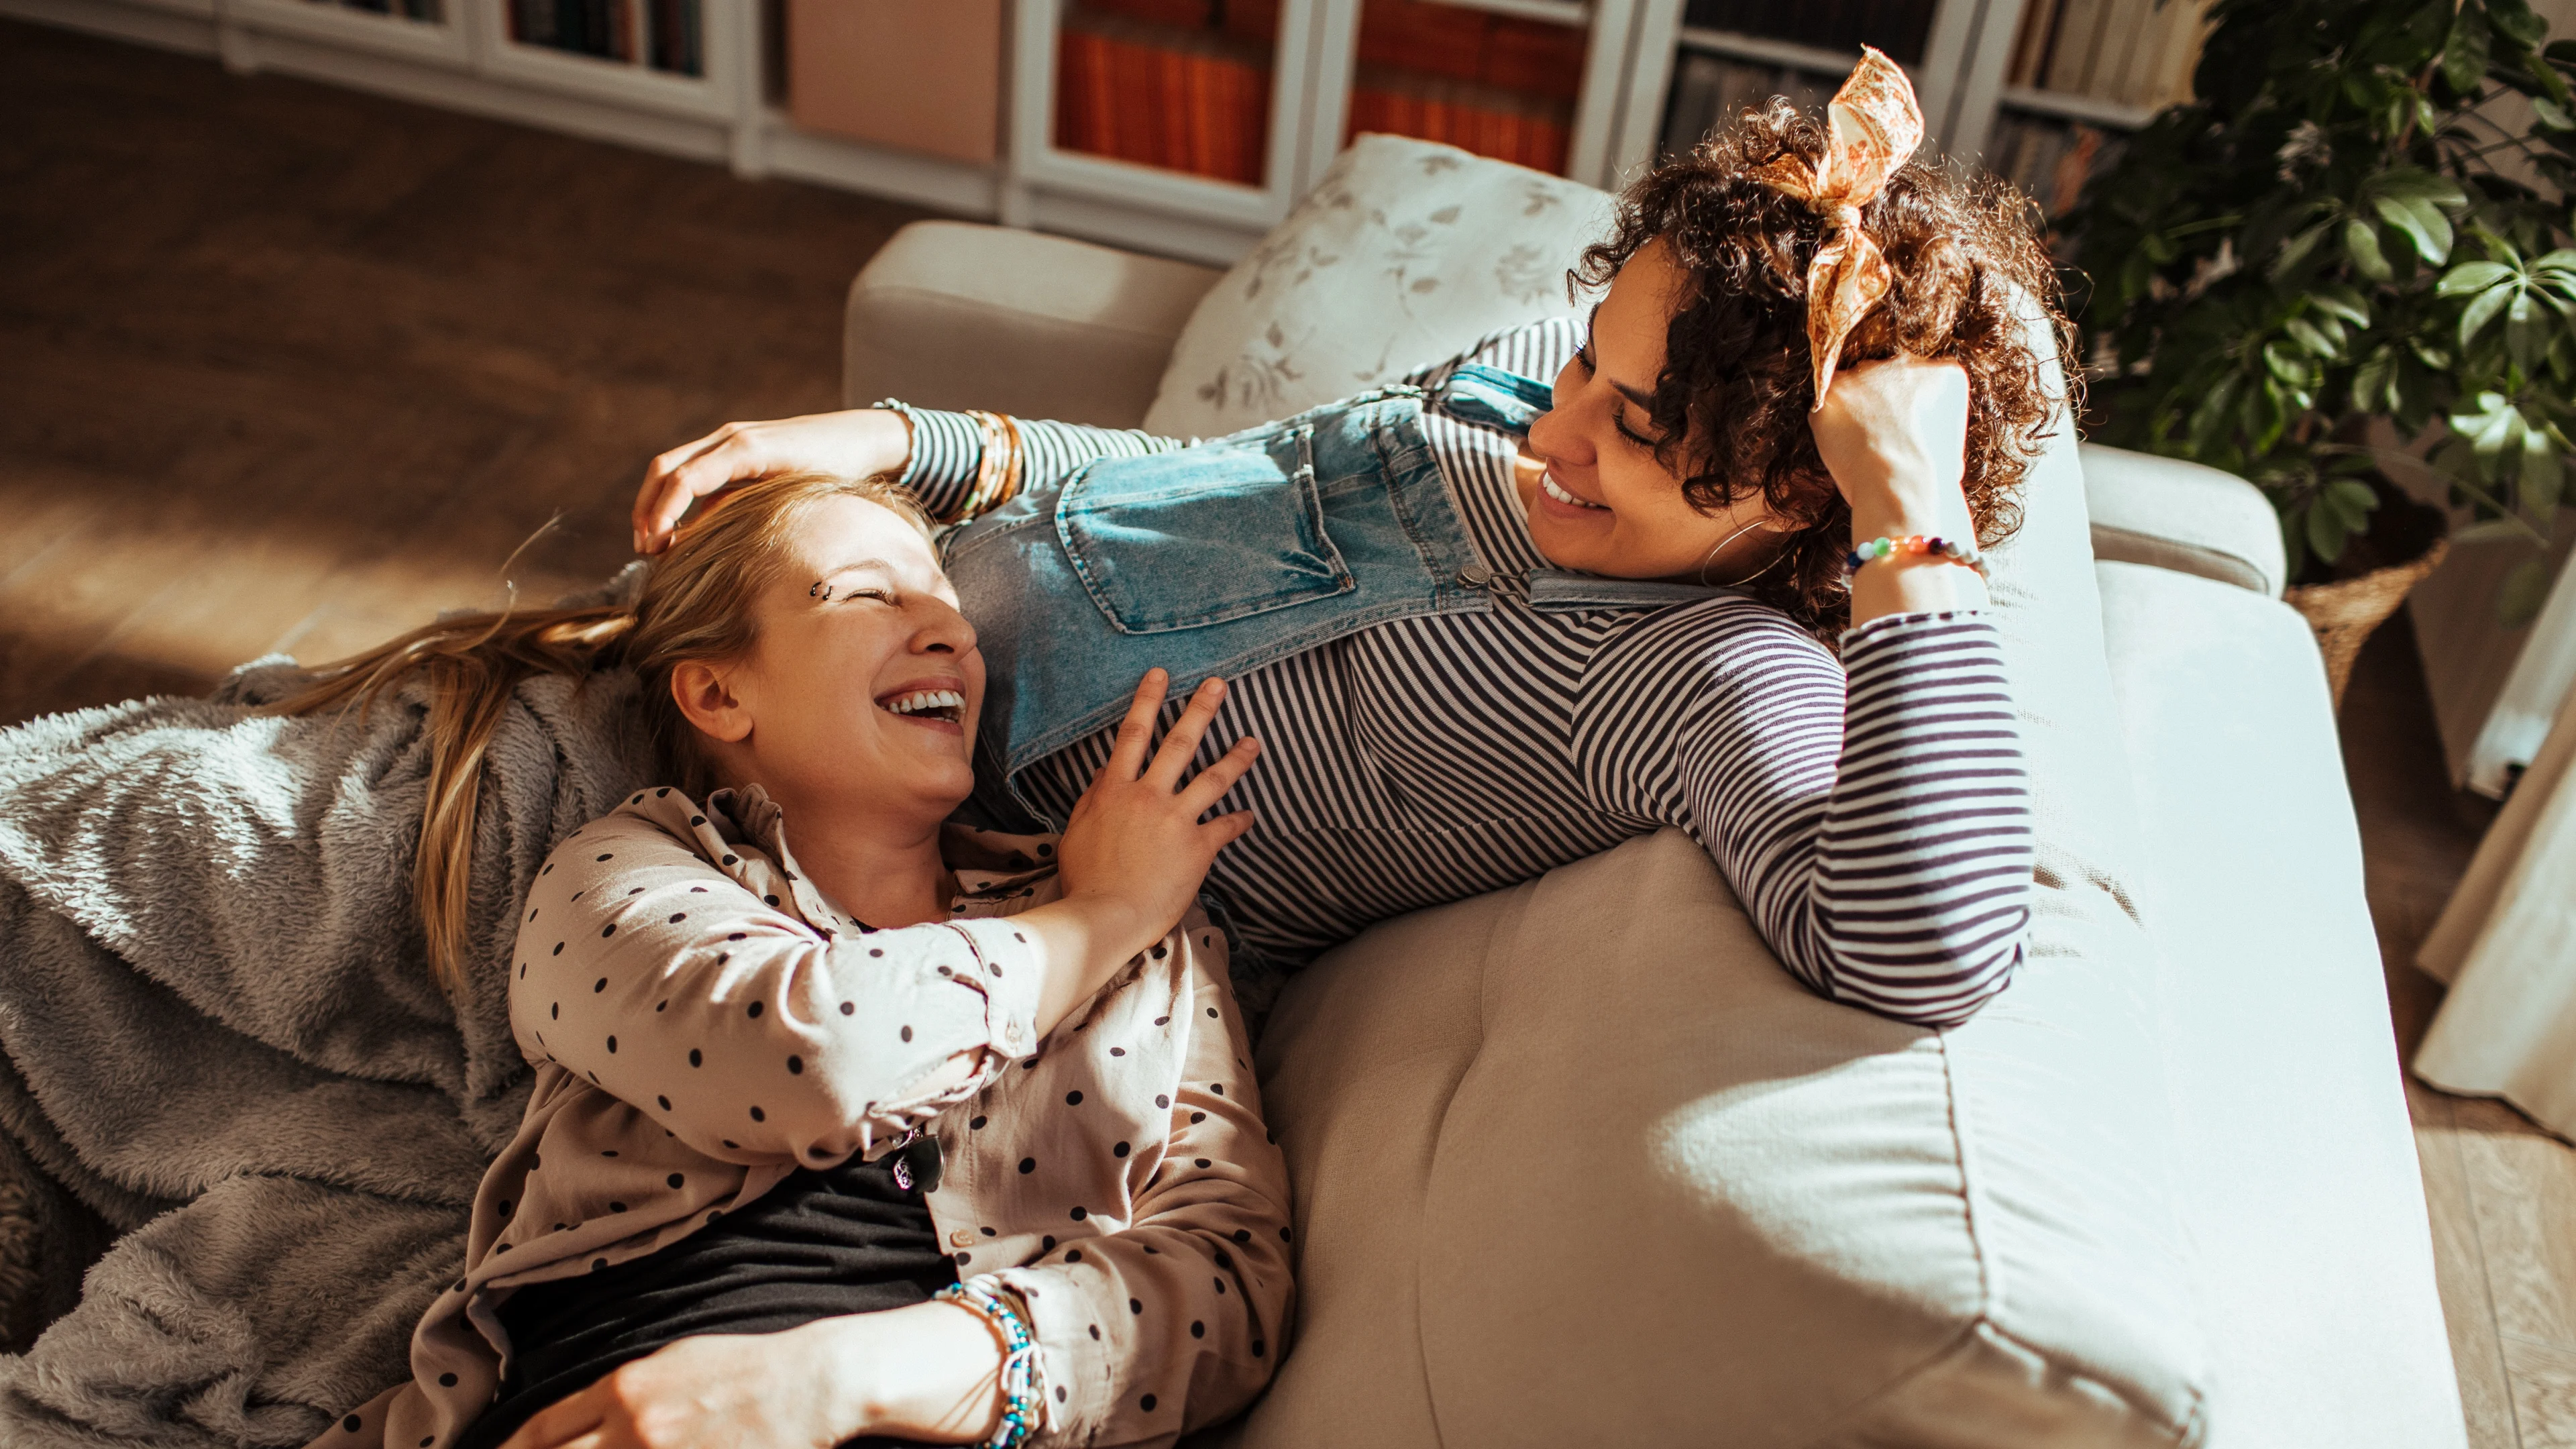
[1576,347,1658,449]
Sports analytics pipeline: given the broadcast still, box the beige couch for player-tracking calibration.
[843,141,2465,1448]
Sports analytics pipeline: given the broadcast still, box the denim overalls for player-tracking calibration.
[942,366,1737,833]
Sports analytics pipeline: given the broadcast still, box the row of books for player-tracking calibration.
[2007,0,2210,109]
[1680,0,1939,67]
[1986,111,2122,215]
[1355,0,1585,105]
[1055,11,1274,186]
[303,0,441,21]
[1659,51,1833,157]
[506,0,704,76]
[1347,66,1571,176]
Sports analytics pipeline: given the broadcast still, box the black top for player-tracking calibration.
[458,1137,955,1449]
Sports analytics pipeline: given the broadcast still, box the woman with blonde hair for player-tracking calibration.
[288,472,1290,1449]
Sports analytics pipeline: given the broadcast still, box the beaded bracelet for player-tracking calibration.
[936,1279,1048,1449]
[1843,533,1988,580]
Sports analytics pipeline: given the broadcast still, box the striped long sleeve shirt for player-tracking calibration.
[894,319,2032,1028]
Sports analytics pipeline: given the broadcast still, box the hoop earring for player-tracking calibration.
[1696,517,1792,589]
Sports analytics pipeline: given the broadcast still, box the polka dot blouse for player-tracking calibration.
[317,785,1293,1449]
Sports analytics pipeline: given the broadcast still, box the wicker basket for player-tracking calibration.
[2286,536,2449,708]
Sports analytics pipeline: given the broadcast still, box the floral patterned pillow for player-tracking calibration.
[1141,134,1617,438]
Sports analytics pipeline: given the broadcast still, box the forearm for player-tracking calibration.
[1805,615,2031,1024]
[888,403,1193,522]
[1011,895,1162,1041]
[1845,481,1988,624]
[796,1302,1005,1445]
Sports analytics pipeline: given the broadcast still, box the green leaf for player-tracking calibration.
[2446,3,2495,91]
[2457,394,2531,468]
[2453,517,2532,545]
[2353,347,2400,412]
[2374,194,2455,264]
[2328,476,2383,520]
[2439,260,2518,295]
[2311,282,2373,327]
[2347,218,2395,280]
[2264,339,2310,384]
[2307,496,2355,564]
[2535,94,2576,130]
[2377,170,2469,209]
[2522,427,2565,511]
[2461,280,2518,345]
[2186,373,2241,455]
[2271,220,2335,280]
[2500,555,2553,627]
[2491,0,2548,48]
[2508,290,2547,371]
[2284,315,2339,357]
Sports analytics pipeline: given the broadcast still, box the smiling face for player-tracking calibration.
[670,494,985,828]
[1521,238,1784,582]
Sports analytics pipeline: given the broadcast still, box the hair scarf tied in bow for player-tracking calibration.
[1751,46,1926,409]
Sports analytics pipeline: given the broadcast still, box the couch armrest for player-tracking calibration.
[842,221,1222,429]
[2080,443,2287,598]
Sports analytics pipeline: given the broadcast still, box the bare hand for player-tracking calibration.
[633,409,911,555]
[1057,670,1260,957]
[497,1331,851,1449]
[1810,356,1972,531]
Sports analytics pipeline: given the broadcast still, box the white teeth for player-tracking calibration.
[882,690,965,718]
[1541,472,1608,509]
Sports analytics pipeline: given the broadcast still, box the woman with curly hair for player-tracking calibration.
[635,51,2061,1032]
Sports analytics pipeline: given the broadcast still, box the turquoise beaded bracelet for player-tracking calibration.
[936,1279,1048,1449]
[1842,533,1988,580]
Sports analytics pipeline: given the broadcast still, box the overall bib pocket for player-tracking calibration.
[1055,425,1355,635]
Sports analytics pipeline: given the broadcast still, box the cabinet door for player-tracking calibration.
[1303,0,1645,188]
[224,0,473,66]
[1012,0,1323,229]
[1648,0,1984,162]
[475,0,741,119]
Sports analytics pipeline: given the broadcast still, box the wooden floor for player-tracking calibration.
[4,17,2572,1444]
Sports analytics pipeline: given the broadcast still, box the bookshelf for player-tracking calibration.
[1650,0,2214,215]
[999,0,1676,258]
[11,0,2206,267]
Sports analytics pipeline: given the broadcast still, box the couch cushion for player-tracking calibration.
[2081,445,2288,599]
[1243,827,2201,1448]
[843,221,1221,427]
[1141,135,1615,437]
[2096,561,2465,1448]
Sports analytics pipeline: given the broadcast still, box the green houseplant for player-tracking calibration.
[2070,0,2576,681]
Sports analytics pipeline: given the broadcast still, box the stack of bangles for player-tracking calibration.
[935,1279,1048,1448]
[959,409,1028,522]
[1843,533,1988,581]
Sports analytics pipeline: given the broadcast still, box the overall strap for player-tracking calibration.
[1434,364,1555,437]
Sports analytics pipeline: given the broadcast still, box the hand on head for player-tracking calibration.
[1808,354,1972,519]
[633,409,913,555]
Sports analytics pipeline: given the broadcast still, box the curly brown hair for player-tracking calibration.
[1575,100,2072,637]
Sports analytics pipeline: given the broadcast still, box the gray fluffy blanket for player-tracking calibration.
[0,645,652,1448]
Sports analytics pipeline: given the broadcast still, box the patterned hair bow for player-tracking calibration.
[1750,46,1925,407]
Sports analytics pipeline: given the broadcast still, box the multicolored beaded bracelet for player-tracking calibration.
[936,1279,1048,1449]
[1843,533,1988,580]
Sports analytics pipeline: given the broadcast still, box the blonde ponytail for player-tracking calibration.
[273,472,930,994]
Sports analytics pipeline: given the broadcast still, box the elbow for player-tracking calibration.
[1828,912,2029,1030]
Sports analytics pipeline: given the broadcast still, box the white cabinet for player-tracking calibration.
[1002,0,1673,261]
[8,0,2215,270]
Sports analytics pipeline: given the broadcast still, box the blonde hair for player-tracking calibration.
[274,472,932,992]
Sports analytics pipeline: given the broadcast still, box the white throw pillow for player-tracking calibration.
[1141,134,1617,437]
